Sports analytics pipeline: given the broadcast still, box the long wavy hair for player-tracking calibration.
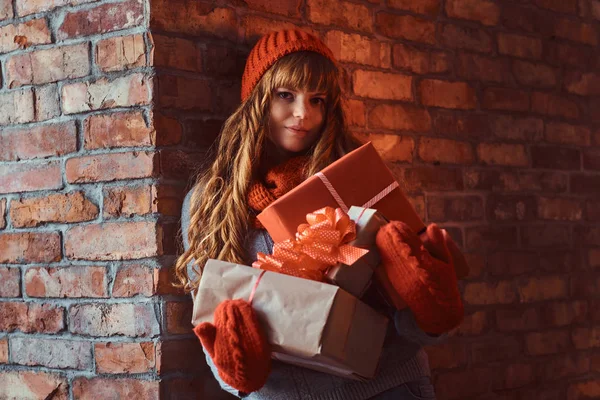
[174,51,360,292]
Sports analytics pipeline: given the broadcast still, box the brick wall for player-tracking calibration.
[0,0,599,399]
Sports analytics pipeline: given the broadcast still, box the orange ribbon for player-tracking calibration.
[252,207,369,282]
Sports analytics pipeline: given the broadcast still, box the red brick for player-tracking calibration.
[0,267,19,297]
[25,266,107,298]
[496,307,540,331]
[531,92,580,119]
[204,44,245,79]
[432,113,488,140]
[543,354,590,381]
[166,301,194,334]
[58,0,144,40]
[535,0,578,12]
[588,200,600,221]
[575,226,600,246]
[482,87,530,111]
[419,138,474,165]
[152,184,185,217]
[155,266,186,296]
[84,111,153,149]
[0,302,64,333]
[0,0,12,20]
[489,115,543,142]
[6,43,89,88]
[571,174,600,195]
[10,337,92,369]
[0,18,51,54]
[572,327,600,349]
[402,166,464,192]
[0,88,35,125]
[0,160,62,194]
[465,225,518,250]
[540,251,578,273]
[426,342,467,369]
[113,264,155,297]
[445,0,500,26]
[152,112,183,146]
[477,143,528,167]
[487,194,537,221]
[465,169,567,192]
[11,192,98,228]
[65,221,160,261]
[455,310,488,335]
[521,225,571,248]
[354,133,414,162]
[103,185,152,218]
[427,196,483,222]
[96,33,145,72]
[241,15,315,43]
[156,338,206,374]
[0,198,5,229]
[531,146,580,170]
[567,379,600,400]
[441,23,492,53]
[0,232,61,264]
[554,18,597,45]
[62,73,151,114]
[0,337,6,363]
[393,43,451,74]
[591,0,600,20]
[16,0,96,16]
[150,34,202,72]
[307,0,372,32]
[95,342,155,374]
[352,70,412,100]
[34,84,61,122]
[420,79,477,110]
[342,99,366,127]
[456,52,511,83]
[541,301,588,327]
[156,74,213,111]
[73,377,159,400]
[325,31,390,67]
[0,121,77,162]
[576,274,600,299]
[470,336,521,364]
[435,367,494,399]
[0,371,68,400]
[584,148,600,171]
[242,0,302,17]
[497,33,543,59]
[565,71,600,96]
[388,0,440,15]
[376,13,436,44]
[69,303,159,337]
[368,104,431,132]
[151,0,237,40]
[518,276,568,303]
[66,151,156,184]
[512,60,558,88]
[462,253,484,279]
[545,41,592,66]
[463,281,517,305]
[526,330,570,355]
[502,362,536,389]
[537,197,583,221]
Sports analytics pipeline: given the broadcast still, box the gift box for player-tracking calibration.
[192,259,389,381]
[257,142,425,243]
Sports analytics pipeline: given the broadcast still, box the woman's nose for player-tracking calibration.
[293,99,309,119]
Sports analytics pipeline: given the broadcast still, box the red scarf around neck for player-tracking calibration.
[247,156,310,228]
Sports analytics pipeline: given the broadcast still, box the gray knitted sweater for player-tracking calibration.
[181,188,446,400]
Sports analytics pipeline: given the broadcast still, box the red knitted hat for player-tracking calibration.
[241,29,337,101]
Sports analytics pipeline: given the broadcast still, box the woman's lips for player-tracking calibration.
[287,127,309,136]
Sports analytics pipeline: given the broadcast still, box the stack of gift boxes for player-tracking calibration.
[192,142,427,381]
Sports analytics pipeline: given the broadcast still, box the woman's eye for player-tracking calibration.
[277,91,293,100]
[310,97,325,105]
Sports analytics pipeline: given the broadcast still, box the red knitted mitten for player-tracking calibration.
[194,299,271,393]
[375,221,464,335]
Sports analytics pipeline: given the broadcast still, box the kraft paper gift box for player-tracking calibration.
[192,259,389,381]
[257,142,425,243]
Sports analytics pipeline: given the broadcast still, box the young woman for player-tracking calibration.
[177,29,465,400]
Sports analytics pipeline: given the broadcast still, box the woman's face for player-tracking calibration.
[268,87,326,155]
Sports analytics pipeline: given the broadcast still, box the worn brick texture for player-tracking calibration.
[0,0,598,399]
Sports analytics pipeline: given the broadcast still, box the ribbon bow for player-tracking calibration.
[252,207,369,282]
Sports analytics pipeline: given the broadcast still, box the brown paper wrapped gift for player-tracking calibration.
[257,142,425,243]
[192,259,389,381]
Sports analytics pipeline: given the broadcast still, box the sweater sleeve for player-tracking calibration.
[393,308,448,347]
[181,188,243,399]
